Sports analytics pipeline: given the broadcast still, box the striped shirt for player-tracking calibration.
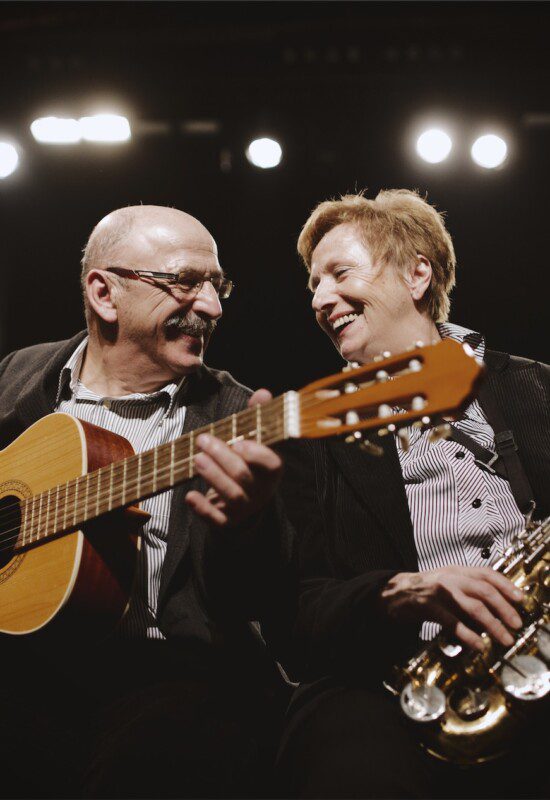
[396,322,525,640]
[55,336,188,639]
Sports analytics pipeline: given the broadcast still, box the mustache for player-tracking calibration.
[163,311,217,339]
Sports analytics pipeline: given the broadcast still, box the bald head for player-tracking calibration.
[80,205,217,319]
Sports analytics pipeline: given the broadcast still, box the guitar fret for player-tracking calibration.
[30,494,36,542]
[189,434,194,478]
[107,463,113,511]
[63,481,69,531]
[121,460,127,506]
[95,470,101,517]
[44,489,51,538]
[54,485,59,534]
[83,473,90,521]
[170,441,175,486]
[136,454,142,498]
[256,405,262,443]
[73,480,79,526]
[37,492,43,541]
[21,499,28,547]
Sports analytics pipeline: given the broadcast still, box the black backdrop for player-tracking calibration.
[1,1,549,395]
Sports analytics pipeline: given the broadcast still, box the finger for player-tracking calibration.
[196,434,255,487]
[462,577,523,630]
[194,451,250,506]
[478,568,525,606]
[185,490,228,527]
[429,604,485,652]
[248,388,273,407]
[231,439,283,473]
[453,589,515,647]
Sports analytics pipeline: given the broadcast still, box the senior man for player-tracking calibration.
[277,190,549,799]
[0,205,295,798]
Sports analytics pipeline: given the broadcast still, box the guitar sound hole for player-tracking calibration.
[0,495,21,569]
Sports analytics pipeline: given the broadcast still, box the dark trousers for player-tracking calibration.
[276,678,549,799]
[0,637,290,799]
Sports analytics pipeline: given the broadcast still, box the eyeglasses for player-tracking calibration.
[103,266,234,300]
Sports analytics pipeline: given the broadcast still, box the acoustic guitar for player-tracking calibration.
[0,339,483,639]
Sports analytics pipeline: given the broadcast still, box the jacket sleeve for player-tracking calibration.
[279,439,419,684]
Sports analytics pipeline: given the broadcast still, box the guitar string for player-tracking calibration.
[0,421,291,551]
[0,402,281,519]
[0,386,345,524]
[0,381,404,546]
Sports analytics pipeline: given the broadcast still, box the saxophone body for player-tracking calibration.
[385,517,550,766]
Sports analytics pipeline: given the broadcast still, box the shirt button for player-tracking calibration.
[481,547,491,559]
[103,399,111,409]
[472,498,482,508]
[455,451,466,459]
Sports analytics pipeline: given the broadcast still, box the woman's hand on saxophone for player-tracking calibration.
[377,566,524,651]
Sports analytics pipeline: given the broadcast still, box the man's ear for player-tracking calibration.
[405,254,432,302]
[86,269,119,324]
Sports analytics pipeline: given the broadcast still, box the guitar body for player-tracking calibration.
[0,413,141,639]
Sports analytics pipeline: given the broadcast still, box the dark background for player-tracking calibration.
[1,1,549,394]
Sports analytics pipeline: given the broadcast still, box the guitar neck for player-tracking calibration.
[19,392,300,548]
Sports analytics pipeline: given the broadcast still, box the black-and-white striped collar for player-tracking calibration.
[56,335,187,419]
[436,321,485,363]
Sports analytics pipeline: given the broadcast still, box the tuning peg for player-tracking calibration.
[408,359,422,373]
[428,423,452,443]
[397,429,410,452]
[346,411,360,426]
[345,430,363,444]
[359,439,384,457]
[315,389,341,399]
[342,361,360,372]
[411,395,426,411]
[382,351,392,358]
[414,340,425,348]
[378,404,393,418]
[376,370,390,382]
[344,382,359,394]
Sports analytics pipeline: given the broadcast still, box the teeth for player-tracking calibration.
[333,313,359,331]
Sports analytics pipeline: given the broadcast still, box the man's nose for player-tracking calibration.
[191,280,223,319]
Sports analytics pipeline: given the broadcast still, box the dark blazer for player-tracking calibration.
[0,332,297,682]
[280,349,550,685]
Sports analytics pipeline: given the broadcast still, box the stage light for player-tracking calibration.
[246,137,282,169]
[79,114,131,142]
[471,134,507,168]
[416,128,452,163]
[31,117,81,144]
[0,142,19,178]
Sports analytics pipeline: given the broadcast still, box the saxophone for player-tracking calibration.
[385,516,550,766]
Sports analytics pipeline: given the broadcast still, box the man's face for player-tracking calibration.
[309,222,418,365]
[109,219,223,379]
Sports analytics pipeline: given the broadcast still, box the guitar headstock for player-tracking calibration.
[297,339,484,441]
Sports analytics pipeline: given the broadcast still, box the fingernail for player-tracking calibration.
[503,632,514,646]
[197,434,209,448]
[513,589,523,600]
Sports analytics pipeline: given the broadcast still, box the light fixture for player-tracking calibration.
[0,142,19,178]
[416,128,453,164]
[31,117,81,144]
[246,137,283,169]
[79,114,131,142]
[471,134,507,169]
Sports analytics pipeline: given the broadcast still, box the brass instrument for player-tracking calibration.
[385,516,550,765]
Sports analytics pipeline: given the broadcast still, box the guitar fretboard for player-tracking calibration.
[18,392,299,549]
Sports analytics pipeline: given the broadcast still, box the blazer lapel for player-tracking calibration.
[14,331,88,430]
[328,433,418,570]
[157,368,224,612]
